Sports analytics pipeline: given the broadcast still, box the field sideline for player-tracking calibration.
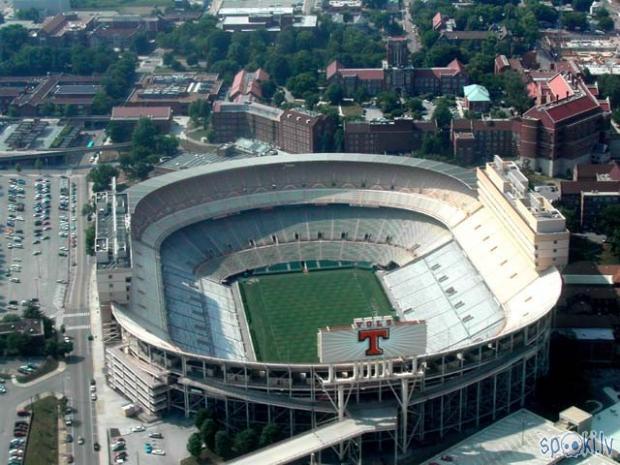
[239,267,395,363]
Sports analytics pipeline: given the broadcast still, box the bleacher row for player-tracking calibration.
[161,205,451,279]
[381,241,504,353]
[131,159,477,239]
[157,205,452,358]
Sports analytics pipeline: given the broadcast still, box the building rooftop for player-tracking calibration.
[422,408,618,465]
[95,181,131,270]
[486,156,566,228]
[464,84,491,102]
[111,106,172,121]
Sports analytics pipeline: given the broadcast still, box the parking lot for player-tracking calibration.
[107,418,194,465]
[0,173,80,321]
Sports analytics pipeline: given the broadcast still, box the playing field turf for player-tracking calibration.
[239,268,395,363]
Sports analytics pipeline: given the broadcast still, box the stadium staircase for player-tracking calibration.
[224,407,397,465]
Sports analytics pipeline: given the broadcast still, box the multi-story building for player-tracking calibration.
[451,119,518,164]
[386,36,408,68]
[211,101,331,153]
[478,156,570,271]
[518,73,610,176]
[344,119,436,154]
[559,162,620,230]
[7,74,103,116]
[126,73,223,114]
[89,15,165,48]
[326,58,468,97]
[38,13,95,46]
[110,106,173,132]
[95,184,132,308]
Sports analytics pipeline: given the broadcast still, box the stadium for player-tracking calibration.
[103,153,569,462]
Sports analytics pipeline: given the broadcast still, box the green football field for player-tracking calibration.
[238,268,395,363]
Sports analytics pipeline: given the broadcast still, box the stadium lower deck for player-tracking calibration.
[158,204,505,363]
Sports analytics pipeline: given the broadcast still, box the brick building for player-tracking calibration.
[126,73,222,115]
[450,119,518,164]
[211,102,332,153]
[343,119,436,154]
[518,73,610,176]
[560,162,620,230]
[326,42,468,97]
[7,74,103,116]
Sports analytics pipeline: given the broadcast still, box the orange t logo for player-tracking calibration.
[358,328,389,356]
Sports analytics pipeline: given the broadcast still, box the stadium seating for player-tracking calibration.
[380,241,505,353]
[131,159,478,239]
[154,204,453,356]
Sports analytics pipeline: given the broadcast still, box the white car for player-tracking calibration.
[131,425,145,433]
[32,251,41,256]
[90,393,97,401]
[151,449,166,456]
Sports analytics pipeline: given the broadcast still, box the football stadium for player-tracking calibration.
[101,153,569,463]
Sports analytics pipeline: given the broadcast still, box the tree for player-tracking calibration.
[259,424,280,448]
[186,432,203,458]
[233,429,258,456]
[88,164,119,192]
[131,32,151,55]
[286,72,317,98]
[561,11,588,31]
[91,92,112,115]
[5,332,30,356]
[598,16,614,31]
[194,408,212,429]
[598,75,620,106]
[132,118,159,149]
[572,0,592,12]
[15,163,21,173]
[214,431,233,460]
[432,99,453,128]
[106,121,132,143]
[188,99,211,128]
[15,7,39,21]
[377,91,401,115]
[325,83,344,105]
[200,419,218,450]
[34,158,43,170]
[85,224,95,255]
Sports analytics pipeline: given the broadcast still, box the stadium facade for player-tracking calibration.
[97,154,568,460]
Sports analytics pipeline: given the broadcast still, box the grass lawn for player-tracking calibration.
[340,102,363,118]
[24,396,60,465]
[239,268,395,363]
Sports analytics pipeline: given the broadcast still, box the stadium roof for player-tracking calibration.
[126,153,478,213]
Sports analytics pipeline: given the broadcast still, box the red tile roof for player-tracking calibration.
[575,162,620,181]
[432,12,444,30]
[560,180,620,195]
[339,68,384,80]
[548,74,574,101]
[326,60,342,80]
[111,106,172,120]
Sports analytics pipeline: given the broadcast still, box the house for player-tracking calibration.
[229,69,270,103]
[463,84,491,113]
[110,106,173,132]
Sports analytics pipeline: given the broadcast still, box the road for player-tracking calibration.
[401,0,421,53]
[63,172,99,465]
